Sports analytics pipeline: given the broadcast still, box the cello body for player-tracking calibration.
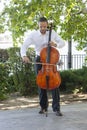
[36,23,61,90]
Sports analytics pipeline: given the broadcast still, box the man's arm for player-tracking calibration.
[52,30,65,48]
[20,35,33,63]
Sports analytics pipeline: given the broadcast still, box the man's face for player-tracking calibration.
[39,21,48,34]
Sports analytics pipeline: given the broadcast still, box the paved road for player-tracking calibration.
[0,102,87,130]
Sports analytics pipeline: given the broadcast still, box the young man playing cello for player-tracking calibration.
[21,17,65,116]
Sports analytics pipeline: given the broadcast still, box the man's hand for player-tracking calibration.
[49,41,57,47]
[22,56,30,63]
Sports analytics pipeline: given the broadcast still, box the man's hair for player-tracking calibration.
[39,17,48,22]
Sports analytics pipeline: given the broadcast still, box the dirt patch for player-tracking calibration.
[0,93,87,110]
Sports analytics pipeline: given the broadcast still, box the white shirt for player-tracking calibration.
[20,29,65,57]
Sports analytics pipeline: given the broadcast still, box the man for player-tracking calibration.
[20,17,65,116]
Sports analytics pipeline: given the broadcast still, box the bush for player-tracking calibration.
[0,63,10,100]
[60,66,87,93]
[7,47,37,96]
[0,48,87,98]
[0,49,9,62]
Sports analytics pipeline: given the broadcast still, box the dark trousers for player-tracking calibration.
[35,56,60,111]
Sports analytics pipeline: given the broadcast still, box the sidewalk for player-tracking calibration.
[0,102,87,130]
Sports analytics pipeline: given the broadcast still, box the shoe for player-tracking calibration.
[39,108,47,114]
[53,110,63,116]
[56,111,63,116]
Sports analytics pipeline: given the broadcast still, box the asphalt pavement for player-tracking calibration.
[0,102,87,130]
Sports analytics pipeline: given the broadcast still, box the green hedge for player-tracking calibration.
[60,66,87,93]
[0,63,10,99]
[7,47,37,96]
[0,48,87,100]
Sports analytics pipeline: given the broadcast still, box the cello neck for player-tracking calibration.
[46,23,52,63]
[48,23,52,42]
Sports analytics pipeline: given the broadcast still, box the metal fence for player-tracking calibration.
[58,54,86,70]
[0,51,86,71]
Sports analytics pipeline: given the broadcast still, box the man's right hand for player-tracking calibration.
[22,56,30,63]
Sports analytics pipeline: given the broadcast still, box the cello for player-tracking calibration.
[36,23,61,90]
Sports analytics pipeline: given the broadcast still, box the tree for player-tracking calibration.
[60,0,87,50]
[0,0,87,50]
